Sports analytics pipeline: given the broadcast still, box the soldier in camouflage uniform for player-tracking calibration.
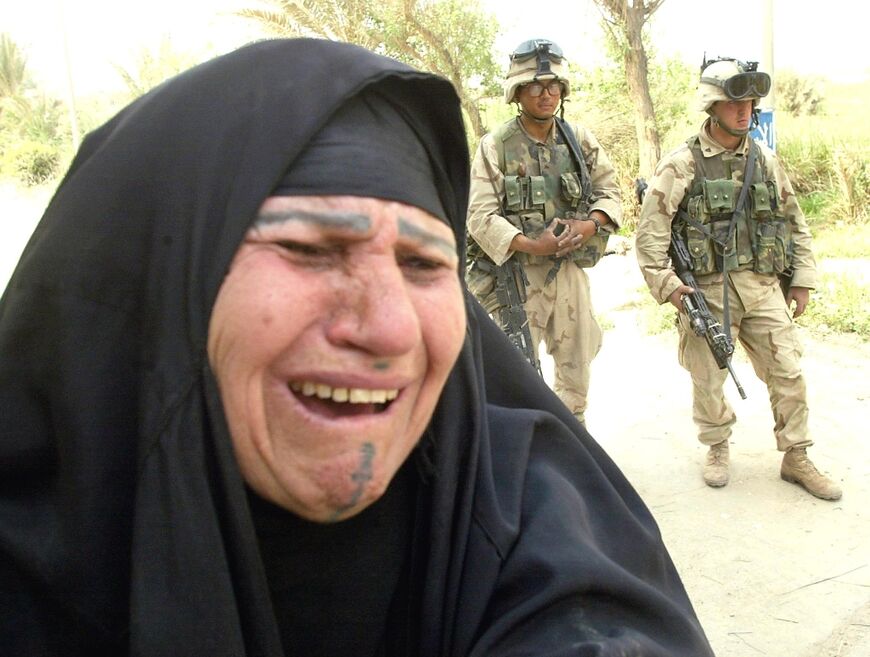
[636,57,841,500]
[466,39,622,425]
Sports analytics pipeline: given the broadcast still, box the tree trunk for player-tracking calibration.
[460,93,484,138]
[622,4,661,178]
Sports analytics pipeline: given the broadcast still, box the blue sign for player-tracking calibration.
[751,108,776,151]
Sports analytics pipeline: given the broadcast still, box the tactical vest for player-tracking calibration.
[679,136,794,277]
[477,118,608,269]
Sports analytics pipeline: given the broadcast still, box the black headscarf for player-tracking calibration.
[0,39,713,656]
[271,89,447,222]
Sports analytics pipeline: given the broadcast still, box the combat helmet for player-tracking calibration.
[696,56,771,135]
[503,38,570,104]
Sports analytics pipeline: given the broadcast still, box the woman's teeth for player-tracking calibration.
[290,381,399,404]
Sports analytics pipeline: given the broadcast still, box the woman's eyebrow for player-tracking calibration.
[398,217,456,258]
[254,209,371,232]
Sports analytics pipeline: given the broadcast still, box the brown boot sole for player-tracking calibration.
[780,472,842,501]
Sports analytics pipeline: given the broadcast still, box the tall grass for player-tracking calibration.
[797,272,870,338]
[777,80,870,228]
[778,136,870,226]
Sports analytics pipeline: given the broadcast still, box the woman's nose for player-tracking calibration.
[326,259,421,356]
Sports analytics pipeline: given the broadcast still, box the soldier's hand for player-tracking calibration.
[554,218,595,258]
[511,219,561,256]
[534,219,562,256]
[668,284,695,312]
[786,286,810,318]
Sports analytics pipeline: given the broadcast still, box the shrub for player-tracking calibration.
[2,139,59,185]
[776,70,825,116]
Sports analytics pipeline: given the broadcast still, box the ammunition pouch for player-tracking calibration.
[749,181,793,274]
[752,217,793,274]
[504,175,546,213]
[683,177,792,276]
[560,171,584,208]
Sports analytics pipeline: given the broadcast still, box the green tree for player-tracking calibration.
[591,0,665,178]
[0,33,31,103]
[569,55,694,229]
[236,0,501,137]
[114,36,202,100]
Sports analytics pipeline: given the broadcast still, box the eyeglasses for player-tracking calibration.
[701,71,771,100]
[510,39,564,63]
[523,80,564,97]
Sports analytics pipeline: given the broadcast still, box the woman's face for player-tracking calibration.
[208,195,466,522]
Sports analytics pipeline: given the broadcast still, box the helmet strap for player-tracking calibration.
[710,113,750,137]
[709,99,759,137]
[750,102,761,130]
[515,97,562,125]
[519,106,552,125]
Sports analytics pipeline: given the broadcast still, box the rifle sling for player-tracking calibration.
[721,138,757,341]
[555,117,592,200]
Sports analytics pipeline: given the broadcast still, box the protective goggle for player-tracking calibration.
[701,71,771,100]
[510,39,564,76]
[522,80,565,97]
[510,39,565,63]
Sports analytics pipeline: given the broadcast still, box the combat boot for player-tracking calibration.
[702,440,729,487]
[781,448,842,500]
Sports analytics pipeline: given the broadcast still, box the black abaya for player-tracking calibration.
[0,38,713,657]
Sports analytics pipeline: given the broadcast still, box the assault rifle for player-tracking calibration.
[669,220,747,399]
[491,259,542,376]
[636,177,746,399]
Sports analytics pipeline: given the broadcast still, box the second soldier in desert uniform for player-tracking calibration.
[635,57,841,500]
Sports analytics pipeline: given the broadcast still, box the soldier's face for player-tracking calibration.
[712,99,754,133]
[517,79,561,120]
[207,195,465,522]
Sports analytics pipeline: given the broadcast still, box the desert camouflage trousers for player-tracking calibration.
[519,260,602,424]
[677,269,813,451]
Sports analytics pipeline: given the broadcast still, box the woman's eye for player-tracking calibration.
[275,240,344,260]
[275,240,324,255]
[398,254,450,274]
[270,240,344,269]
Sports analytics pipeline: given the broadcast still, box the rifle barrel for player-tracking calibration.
[726,360,747,400]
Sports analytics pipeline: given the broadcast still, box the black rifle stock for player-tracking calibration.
[669,219,747,399]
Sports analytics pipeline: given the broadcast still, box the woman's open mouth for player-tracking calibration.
[289,381,399,418]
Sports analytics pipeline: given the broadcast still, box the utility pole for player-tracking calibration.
[762,0,775,109]
[750,0,777,150]
[56,0,81,150]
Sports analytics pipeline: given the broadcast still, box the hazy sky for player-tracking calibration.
[2,0,868,98]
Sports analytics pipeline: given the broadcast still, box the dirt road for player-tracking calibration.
[3,185,868,656]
